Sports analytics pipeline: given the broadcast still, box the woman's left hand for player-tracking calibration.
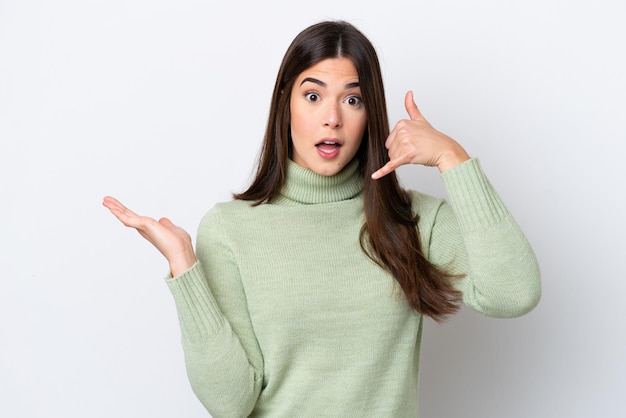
[371,91,470,179]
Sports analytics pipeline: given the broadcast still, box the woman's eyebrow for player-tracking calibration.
[299,77,360,90]
[300,77,326,87]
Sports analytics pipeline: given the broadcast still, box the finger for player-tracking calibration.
[404,91,425,121]
[371,159,401,180]
[103,198,145,228]
[102,195,122,210]
[158,217,175,228]
[110,203,139,220]
[384,125,398,149]
[103,196,134,215]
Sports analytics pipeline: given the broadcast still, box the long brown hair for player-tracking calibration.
[234,21,461,321]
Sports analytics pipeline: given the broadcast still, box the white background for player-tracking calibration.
[1,0,624,417]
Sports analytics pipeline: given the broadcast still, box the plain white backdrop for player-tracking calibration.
[1,0,624,417]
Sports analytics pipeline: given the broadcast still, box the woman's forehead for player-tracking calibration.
[296,58,359,85]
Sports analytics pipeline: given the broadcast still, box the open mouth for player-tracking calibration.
[315,140,342,154]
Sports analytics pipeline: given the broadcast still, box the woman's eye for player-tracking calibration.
[305,92,320,102]
[346,96,362,106]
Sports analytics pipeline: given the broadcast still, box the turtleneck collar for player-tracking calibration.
[276,159,364,205]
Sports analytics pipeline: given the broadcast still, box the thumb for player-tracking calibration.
[404,90,425,121]
[158,217,175,228]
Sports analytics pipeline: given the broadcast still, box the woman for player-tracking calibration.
[103,21,541,418]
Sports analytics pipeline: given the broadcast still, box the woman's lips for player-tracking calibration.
[316,140,342,159]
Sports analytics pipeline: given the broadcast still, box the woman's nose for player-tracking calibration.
[323,103,342,128]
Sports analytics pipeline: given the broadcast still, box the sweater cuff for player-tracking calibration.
[441,158,509,232]
[166,262,226,343]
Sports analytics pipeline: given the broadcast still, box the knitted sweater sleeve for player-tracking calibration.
[429,158,541,317]
[165,207,263,418]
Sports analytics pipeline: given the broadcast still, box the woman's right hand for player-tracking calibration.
[102,196,197,277]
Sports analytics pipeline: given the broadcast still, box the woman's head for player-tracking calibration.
[275,21,389,173]
[238,21,390,201]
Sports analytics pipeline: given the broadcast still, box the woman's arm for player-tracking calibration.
[103,197,263,417]
[168,206,264,417]
[429,159,541,317]
[369,92,541,317]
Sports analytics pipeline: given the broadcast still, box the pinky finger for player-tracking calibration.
[371,160,398,180]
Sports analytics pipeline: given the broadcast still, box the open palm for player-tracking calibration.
[102,196,196,276]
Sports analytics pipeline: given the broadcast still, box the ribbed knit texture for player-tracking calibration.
[276,158,363,204]
[166,158,541,418]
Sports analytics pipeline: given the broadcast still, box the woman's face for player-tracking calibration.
[289,57,367,176]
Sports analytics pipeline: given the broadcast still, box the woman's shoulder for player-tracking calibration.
[406,189,447,214]
[405,189,455,233]
[200,199,257,224]
[196,199,261,243]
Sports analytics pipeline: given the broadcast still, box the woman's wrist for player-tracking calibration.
[437,145,470,173]
[169,253,198,278]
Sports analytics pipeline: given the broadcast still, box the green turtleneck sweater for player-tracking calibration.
[166,158,541,418]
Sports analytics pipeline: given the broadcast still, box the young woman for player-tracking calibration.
[103,21,541,418]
